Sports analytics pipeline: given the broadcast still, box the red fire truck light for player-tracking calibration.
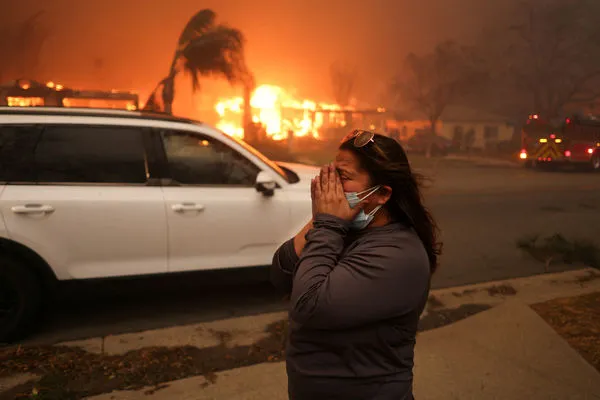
[519,150,527,159]
[565,150,572,157]
[588,148,594,154]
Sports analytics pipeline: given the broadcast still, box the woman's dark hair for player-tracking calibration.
[339,133,442,273]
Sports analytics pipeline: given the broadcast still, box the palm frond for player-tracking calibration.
[180,25,249,87]
[178,9,216,48]
[148,8,253,114]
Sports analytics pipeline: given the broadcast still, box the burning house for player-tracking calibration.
[214,84,389,142]
[0,79,139,110]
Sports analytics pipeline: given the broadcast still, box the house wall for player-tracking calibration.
[439,121,513,150]
[388,118,514,150]
[386,119,440,140]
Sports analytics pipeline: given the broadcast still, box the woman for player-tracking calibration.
[270,130,441,400]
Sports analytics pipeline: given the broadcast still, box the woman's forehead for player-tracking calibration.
[335,149,358,165]
[335,150,364,174]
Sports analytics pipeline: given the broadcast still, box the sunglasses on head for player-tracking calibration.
[342,129,388,160]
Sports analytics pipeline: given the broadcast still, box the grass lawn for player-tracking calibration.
[532,291,600,373]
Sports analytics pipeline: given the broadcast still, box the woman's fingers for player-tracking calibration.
[328,163,337,196]
[334,168,345,199]
[320,165,329,193]
[314,175,322,198]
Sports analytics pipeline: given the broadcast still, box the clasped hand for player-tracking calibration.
[311,163,362,221]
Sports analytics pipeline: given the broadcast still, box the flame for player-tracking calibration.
[7,96,44,107]
[215,84,348,140]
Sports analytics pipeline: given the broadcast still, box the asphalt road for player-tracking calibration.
[24,162,600,345]
[423,163,600,287]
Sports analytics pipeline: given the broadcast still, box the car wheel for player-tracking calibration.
[0,254,42,343]
[591,153,600,172]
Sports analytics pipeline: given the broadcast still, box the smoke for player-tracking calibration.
[3,0,514,118]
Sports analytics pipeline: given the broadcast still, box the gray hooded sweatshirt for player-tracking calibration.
[271,213,431,400]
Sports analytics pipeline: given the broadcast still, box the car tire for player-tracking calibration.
[0,254,42,343]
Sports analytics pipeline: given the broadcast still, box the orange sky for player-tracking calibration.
[3,0,513,123]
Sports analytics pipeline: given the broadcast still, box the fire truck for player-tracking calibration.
[0,79,139,110]
[519,114,600,171]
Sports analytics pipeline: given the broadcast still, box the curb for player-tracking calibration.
[56,268,600,355]
[2,268,599,399]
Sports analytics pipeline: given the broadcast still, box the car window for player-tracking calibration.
[35,125,148,184]
[161,130,260,186]
[222,131,290,182]
[0,125,42,183]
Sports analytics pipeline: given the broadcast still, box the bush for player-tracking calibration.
[517,233,600,270]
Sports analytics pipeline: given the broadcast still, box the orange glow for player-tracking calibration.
[46,81,55,89]
[7,96,44,107]
[215,84,348,140]
[62,98,136,110]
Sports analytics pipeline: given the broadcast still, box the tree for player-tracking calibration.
[0,11,49,83]
[330,61,358,130]
[391,41,482,157]
[330,61,357,107]
[486,0,600,118]
[144,9,252,115]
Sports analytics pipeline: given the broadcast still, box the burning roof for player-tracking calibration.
[0,79,139,110]
[215,84,354,141]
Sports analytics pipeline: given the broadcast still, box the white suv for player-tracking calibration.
[0,107,316,342]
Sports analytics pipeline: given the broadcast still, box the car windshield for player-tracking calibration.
[218,129,290,182]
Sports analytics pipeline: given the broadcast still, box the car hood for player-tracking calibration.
[276,161,319,189]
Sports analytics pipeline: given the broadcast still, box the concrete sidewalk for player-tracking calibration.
[3,269,600,399]
[83,269,600,400]
[55,268,600,356]
[86,300,600,400]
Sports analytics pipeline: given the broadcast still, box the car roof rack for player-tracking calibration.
[0,106,202,125]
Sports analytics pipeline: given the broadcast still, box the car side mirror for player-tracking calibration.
[255,171,278,197]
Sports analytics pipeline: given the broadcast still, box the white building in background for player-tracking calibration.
[389,106,515,151]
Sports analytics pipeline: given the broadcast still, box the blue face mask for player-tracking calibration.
[345,186,382,230]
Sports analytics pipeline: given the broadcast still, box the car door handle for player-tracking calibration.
[11,204,55,215]
[172,203,205,213]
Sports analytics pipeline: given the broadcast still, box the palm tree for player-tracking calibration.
[144,9,252,114]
